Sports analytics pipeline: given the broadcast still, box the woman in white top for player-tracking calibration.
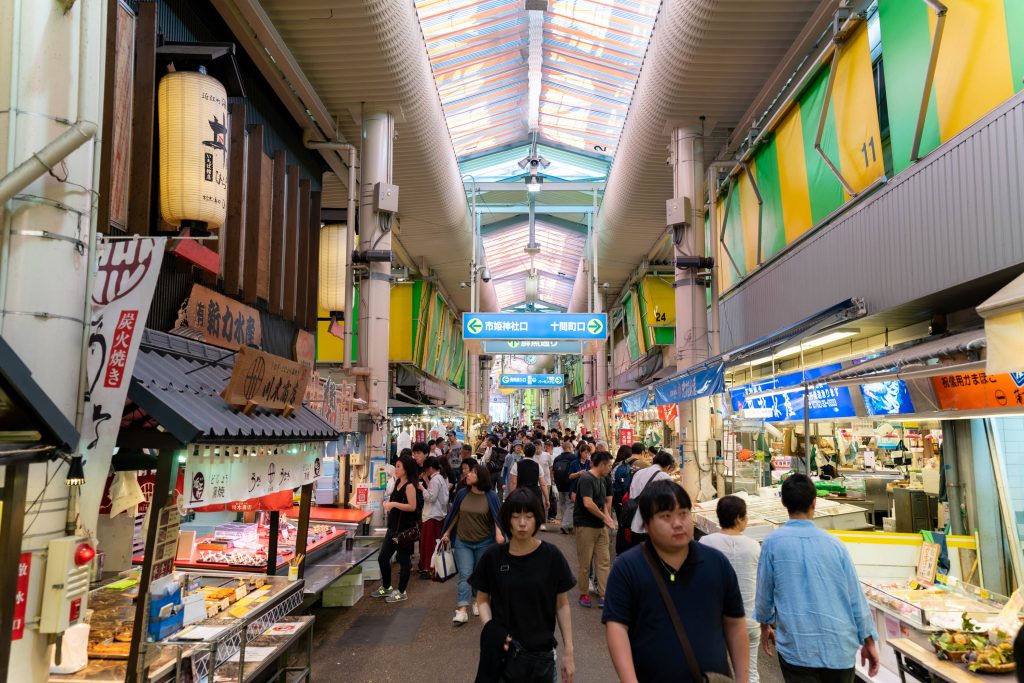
[699,495,761,683]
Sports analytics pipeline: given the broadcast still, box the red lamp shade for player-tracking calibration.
[74,543,96,566]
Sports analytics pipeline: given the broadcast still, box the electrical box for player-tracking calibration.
[373,182,399,214]
[666,196,691,228]
[39,536,93,634]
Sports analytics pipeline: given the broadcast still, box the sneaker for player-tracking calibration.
[578,595,592,608]
[598,597,605,609]
[418,570,433,580]
[471,603,479,616]
[540,524,547,532]
[588,579,597,595]
[560,528,569,535]
[385,590,408,603]
[371,585,392,599]
[453,609,469,625]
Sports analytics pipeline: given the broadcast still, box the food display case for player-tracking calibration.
[52,572,306,683]
[693,493,872,540]
[860,579,1008,632]
[133,518,347,574]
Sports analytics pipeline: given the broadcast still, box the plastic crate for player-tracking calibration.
[361,559,381,582]
[323,569,364,607]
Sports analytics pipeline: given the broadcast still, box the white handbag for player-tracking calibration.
[431,538,457,582]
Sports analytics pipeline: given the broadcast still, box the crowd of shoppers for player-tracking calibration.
[371,424,877,683]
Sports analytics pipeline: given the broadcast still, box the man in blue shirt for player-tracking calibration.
[755,474,879,683]
[603,480,749,683]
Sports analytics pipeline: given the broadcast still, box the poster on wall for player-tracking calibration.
[78,238,166,534]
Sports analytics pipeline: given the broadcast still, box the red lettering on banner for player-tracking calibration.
[104,309,138,387]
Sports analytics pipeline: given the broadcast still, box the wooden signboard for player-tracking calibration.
[294,329,315,369]
[180,283,262,351]
[221,346,310,414]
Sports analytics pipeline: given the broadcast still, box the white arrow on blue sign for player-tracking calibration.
[462,313,607,340]
[498,374,565,388]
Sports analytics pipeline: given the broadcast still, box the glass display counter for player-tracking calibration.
[861,579,1007,632]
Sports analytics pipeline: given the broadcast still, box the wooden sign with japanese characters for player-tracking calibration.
[181,283,262,351]
[221,346,311,414]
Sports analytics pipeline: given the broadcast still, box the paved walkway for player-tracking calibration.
[308,526,784,682]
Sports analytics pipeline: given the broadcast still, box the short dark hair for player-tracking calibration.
[399,448,412,459]
[639,480,692,523]
[500,488,545,535]
[591,450,612,467]
[412,441,429,455]
[471,464,492,491]
[523,443,536,458]
[716,495,747,529]
[781,473,817,514]
[652,451,675,469]
[460,457,478,471]
[461,443,472,454]
[423,456,439,472]
[631,442,645,455]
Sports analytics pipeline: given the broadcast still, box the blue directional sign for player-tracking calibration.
[482,340,584,354]
[499,374,565,388]
[463,313,607,340]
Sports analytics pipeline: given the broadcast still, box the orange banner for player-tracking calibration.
[931,371,1024,410]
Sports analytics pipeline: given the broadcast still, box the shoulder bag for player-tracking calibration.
[641,544,733,683]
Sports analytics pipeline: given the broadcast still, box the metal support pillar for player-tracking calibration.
[295,483,313,578]
[480,356,492,419]
[468,352,480,414]
[266,511,280,575]
[357,108,394,462]
[671,126,710,501]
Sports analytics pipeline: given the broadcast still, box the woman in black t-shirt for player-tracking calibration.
[471,489,576,683]
[372,454,420,603]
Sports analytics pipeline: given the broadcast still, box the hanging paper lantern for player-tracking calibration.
[318,224,348,312]
[158,69,228,230]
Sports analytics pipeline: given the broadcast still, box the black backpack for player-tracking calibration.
[486,447,507,477]
[552,452,575,490]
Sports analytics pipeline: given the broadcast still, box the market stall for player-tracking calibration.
[78,330,342,682]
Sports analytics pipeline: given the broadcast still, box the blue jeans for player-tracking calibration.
[453,536,494,607]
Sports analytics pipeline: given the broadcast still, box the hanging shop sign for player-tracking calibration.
[730,363,856,422]
[463,313,607,341]
[657,403,679,425]
[184,447,322,508]
[221,346,311,414]
[653,362,725,406]
[499,373,565,388]
[158,70,228,229]
[482,340,584,354]
[294,330,315,369]
[79,237,166,528]
[12,553,30,640]
[620,390,651,415]
[931,371,1024,411]
[860,380,915,416]
[179,283,262,351]
[619,428,634,446]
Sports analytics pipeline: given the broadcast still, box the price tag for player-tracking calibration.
[909,580,920,589]
[980,589,991,600]
[935,573,947,585]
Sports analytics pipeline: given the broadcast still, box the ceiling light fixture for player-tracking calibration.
[525,176,543,193]
[747,329,860,367]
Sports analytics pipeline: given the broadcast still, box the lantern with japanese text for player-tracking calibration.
[158,68,228,230]
[318,224,348,312]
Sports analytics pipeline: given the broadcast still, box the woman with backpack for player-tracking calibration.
[610,445,636,519]
[372,453,421,603]
[615,450,675,554]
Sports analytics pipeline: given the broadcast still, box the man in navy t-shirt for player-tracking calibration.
[602,480,749,683]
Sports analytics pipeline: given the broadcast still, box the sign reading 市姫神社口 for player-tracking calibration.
[463,313,607,341]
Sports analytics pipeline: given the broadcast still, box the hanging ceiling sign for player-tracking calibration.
[730,363,856,422]
[860,380,915,416]
[620,390,652,415]
[221,346,311,414]
[184,447,322,508]
[653,362,725,407]
[482,340,584,354]
[931,371,1024,411]
[463,313,607,341]
[499,374,565,388]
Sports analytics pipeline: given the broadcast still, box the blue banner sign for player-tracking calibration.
[621,390,652,414]
[730,363,856,422]
[860,380,915,416]
[482,340,584,354]
[463,313,607,340]
[499,374,565,388]
[653,362,725,406]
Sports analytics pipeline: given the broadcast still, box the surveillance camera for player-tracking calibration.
[601,282,610,289]
[480,267,492,283]
[459,282,469,289]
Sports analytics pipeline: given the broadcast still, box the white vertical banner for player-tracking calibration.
[78,238,167,534]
